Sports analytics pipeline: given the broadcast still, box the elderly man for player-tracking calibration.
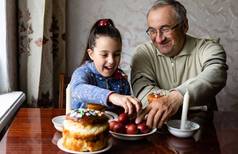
[131,0,228,128]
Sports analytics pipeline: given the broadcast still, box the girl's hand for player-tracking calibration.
[108,93,142,115]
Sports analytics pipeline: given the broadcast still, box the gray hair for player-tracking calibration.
[147,0,187,24]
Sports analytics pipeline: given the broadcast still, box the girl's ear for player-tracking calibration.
[87,49,94,60]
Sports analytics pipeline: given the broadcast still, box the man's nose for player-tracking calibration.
[155,30,166,43]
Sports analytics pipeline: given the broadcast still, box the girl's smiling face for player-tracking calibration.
[88,36,122,77]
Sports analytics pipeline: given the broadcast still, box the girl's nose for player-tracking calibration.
[107,55,114,64]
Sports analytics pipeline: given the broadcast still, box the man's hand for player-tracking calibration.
[136,90,183,128]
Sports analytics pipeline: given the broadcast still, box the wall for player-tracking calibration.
[67,0,238,111]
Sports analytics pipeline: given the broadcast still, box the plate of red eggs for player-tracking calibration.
[109,113,157,140]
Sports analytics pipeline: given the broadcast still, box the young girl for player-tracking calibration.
[70,18,141,114]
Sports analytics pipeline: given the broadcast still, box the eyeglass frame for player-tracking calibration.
[146,23,181,38]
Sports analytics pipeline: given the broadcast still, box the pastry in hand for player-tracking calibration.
[147,92,163,104]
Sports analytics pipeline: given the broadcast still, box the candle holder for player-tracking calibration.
[167,119,200,138]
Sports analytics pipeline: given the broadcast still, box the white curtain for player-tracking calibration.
[18,0,66,107]
[0,0,67,107]
[0,0,17,94]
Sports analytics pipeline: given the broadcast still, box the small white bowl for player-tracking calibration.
[167,120,200,138]
[52,115,65,132]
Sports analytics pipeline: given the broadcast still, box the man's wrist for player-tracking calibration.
[169,90,183,106]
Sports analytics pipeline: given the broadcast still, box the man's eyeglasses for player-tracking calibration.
[146,23,180,38]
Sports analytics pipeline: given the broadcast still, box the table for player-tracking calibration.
[1,108,237,154]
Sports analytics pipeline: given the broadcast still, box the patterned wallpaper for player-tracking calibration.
[67,0,238,111]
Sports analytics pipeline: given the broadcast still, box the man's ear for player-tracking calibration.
[87,49,94,60]
[183,18,189,33]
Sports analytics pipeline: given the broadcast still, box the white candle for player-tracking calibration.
[180,90,189,130]
[66,84,71,114]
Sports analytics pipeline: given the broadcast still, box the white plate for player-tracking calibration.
[52,112,117,132]
[52,115,65,132]
[105,111,118,120]
[110,128,157,140]
[57,138,112,154]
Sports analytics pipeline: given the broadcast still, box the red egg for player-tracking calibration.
[113,122,125,133]
[126,123,138,134]
[109,120,118,131]
[118,113,128,124]
[137,121,150,134]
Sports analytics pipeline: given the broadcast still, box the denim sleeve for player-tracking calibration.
[70,67,111,107]
[124,79,131,95]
